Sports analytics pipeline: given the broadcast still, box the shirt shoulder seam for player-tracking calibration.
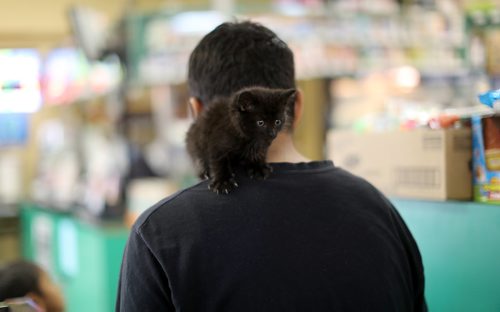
[135,180,205,233]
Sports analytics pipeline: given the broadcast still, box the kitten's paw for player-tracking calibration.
[248,164,272,180]
[198,168,211,180]
[209,177,239,194]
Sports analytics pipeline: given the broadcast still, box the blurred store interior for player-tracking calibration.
[0,0,500,311]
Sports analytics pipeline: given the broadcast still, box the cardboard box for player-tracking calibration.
[472,115,500,204]
[328,128,472,200]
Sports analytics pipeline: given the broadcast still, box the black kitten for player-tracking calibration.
[186,87,296,194]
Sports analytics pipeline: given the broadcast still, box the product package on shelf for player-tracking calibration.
[328,128,472,201]
[472,114,500,204]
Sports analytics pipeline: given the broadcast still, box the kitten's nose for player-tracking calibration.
[268,130,277,138]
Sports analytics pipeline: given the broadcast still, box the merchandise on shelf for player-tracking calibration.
[129,2,467,86]
[479,88,500,109]
[42,48,122,106]
[472,115,500,204]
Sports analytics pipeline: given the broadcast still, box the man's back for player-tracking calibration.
[117,161,425,311]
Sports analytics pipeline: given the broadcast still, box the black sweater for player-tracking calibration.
[117,161,426,312]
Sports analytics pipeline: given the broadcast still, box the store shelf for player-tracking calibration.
[128,6,467,86]
[391,198,500,312]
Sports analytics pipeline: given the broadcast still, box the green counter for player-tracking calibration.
[392,199,500,312]
[20,200,500,312]
[20,204,129,312]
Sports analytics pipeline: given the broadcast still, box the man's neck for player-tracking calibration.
[266,132,309,163]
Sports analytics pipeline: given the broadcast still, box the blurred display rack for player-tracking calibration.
[464,7,500,83]
[126,4,469,87]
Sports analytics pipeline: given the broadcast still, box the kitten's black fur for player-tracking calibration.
[186,87,296,194]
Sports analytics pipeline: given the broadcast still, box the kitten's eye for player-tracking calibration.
[257,120,265,127]
[275,120,282,126]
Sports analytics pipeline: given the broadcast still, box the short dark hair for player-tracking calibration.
[188,21,296,105]
[0,261,42,301]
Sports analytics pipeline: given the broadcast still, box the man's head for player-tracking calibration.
[188,21,301,128]
[0,261,64,312]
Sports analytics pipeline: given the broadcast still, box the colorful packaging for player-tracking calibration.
[472,115,500,204]
[478,89,500,109]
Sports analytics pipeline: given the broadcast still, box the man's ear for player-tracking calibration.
[189,97,204,119]
[292,89,304,129]
[26,292,47,311]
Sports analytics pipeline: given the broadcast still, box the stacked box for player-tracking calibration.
[329,128,472,201]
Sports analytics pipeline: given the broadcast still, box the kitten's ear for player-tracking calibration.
[236,90,254,112]
[281,89,297,105]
